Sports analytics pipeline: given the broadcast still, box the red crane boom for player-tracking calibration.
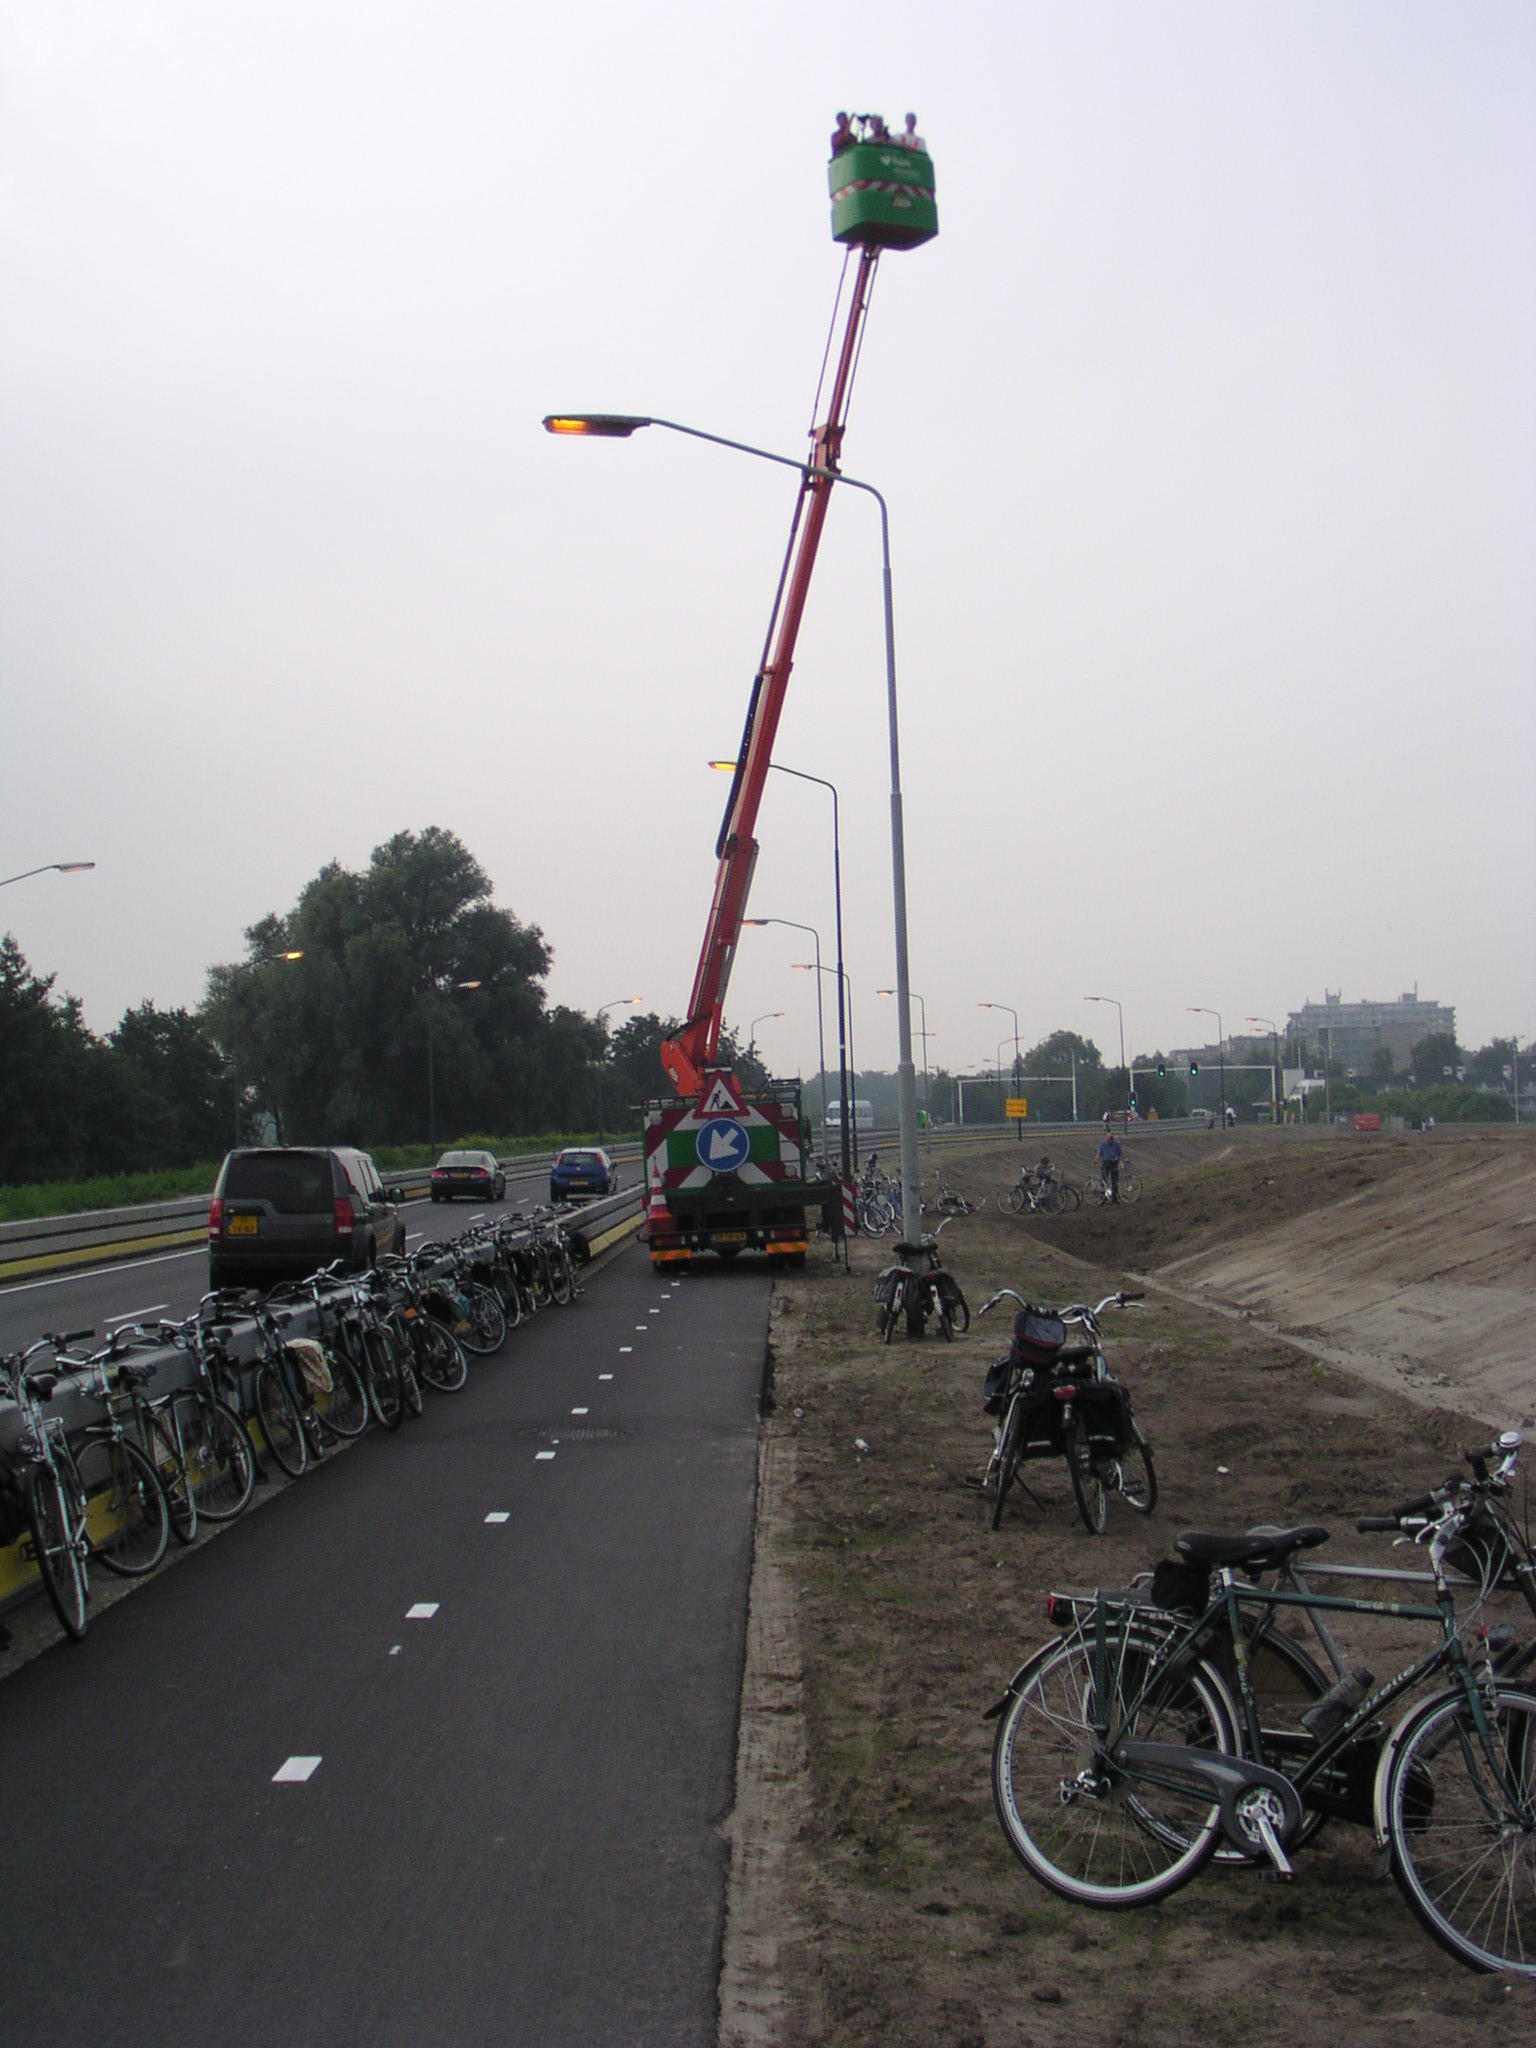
[660,243,882,1098]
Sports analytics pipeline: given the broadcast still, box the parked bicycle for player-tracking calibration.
[987,1432,1536,1977]
[872,1223,970,1342]
[997,1163,1080,1215]
[1,1333,97,1640]
[975,1290,1155,1532]
[150,1309,258,1523]
[1085,1165,1142,1206]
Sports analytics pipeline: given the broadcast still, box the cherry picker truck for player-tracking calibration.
[552,126,937,1269]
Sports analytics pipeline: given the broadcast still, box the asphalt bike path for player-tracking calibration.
[2,1248,771,2048]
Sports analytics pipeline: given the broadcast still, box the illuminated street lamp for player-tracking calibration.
[547,410,921,1240]
[877,988,929,1119]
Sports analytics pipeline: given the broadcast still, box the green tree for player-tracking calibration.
[110,1002,233,1165]
[1408,1032,1462,1090]
[0,935,130,1182]
[202,829,556,1146]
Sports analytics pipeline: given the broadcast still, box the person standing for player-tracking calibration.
[1097,1129,1124,1202]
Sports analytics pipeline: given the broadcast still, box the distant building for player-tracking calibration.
[1287,990,1455,1074]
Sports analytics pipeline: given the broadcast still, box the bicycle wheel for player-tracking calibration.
[143,1410,197,1545]
[990,1400,1024,1531]
[1383,1683,1536,1977]
[1118,1421,1158,1514]
[1064,1416,1109,1535]
[414,1316,469,1393]
[460,1283,508,1355]
[361,1326,404,1431]
[547,1244,577,1306]
[1119,1174,1143,1204]
[76,1433,171,1576]
[180,1396,257,1520]
[316,1344,370,1439]
[24,1463,90,1640]
[881,1280,903,1344]
[991,1629,1238,1906]
[254,1362,309,1475]
[930,1283,955,1342]
[1001,1184,1026,1214]
[1056,1181,1082,1212]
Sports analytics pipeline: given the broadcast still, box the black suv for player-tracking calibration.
[208,1146,405,1289]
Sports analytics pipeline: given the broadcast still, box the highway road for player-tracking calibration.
[2,1204,770,2047]
[0,1166,584,1356]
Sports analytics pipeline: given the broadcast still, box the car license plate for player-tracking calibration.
[714,1231,747,1244]
[228,1215,259,1237]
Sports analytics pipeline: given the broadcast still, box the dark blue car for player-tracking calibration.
[550,1147,617,1204]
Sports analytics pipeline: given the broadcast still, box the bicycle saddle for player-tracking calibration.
[1174,1524,1330,1570]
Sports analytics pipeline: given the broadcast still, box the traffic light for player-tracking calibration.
[1156,1061,1167,1078]
[1189,1061,1200,1077]
[1128,1091,1138,1109]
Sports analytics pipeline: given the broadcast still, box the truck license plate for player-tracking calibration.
[714,1231,747,1244]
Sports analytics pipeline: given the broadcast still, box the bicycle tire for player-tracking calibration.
[931,1282,955,1341]
[381,1313,424,1419]
[1118,1421,1158,1514]
[75,1433,171,1576]
[1120,1174,1143,1204]
[414,1316,469,1393]
[180,1395,257,1520]
[882,1280,902,1345]
[1001,1184,1026,1214]
[990,1401,1024,1531]
[24,1462,90,1640]
[361,1326,404,1431]
[316,1344,370,1439]
[460,1283,508,1355]
[254,1361,309,1475]
[991,1629,1238,1906]
[1064,1415,1109,1535]
[1383,1683,1536,1977]
[547,1245,577,1306]
[143,1409,197,1545]
[1057,1181,1082,1212]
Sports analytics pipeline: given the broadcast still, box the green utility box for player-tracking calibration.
[828,143,938,250]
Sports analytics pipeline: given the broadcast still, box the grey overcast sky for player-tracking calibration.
[3,0,1532,1085]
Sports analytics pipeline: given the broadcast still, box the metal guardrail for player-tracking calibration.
[0,1147,643,1282]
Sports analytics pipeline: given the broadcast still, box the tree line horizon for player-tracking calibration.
[0,827,1518,1189]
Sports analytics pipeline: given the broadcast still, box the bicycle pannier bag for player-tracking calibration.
[1076,1377,1135,1453]
[1010,1307,1066,1367]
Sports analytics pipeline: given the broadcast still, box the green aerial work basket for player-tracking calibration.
[829,141,938,251]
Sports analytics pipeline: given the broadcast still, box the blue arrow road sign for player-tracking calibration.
[697,1119,752,1173]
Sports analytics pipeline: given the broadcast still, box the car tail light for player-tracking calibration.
[333,1196,355,1238]
[208,1197,223,1241]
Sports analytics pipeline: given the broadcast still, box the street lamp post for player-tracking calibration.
[744,917,826,1128]
[426,979,482,1151]
[745,1010,785,1065]
[225,949,304,1143]
[593,996,642,1137]
[0,861,96,888]
[1188,1006,1227,1124]
[794,964,859,1166]
[547,411,921,1242]
[877,988,928,1122]
[1083,995,1127,1116]
[979,1001,1020,1122]
[1245,1014,1280,1122]
[714,758,850,1178]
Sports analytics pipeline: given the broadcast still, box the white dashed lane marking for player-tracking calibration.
[406,1603,439,1620]
[485,1511,510,1523]
[273,1757,322,1783]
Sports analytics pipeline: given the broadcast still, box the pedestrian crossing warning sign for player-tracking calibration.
[694,1073,748,1120]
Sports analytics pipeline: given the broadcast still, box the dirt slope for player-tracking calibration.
[720,1125,1536,2048]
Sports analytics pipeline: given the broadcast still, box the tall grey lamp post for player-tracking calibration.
[877,987,928,1121]
[1083,995,1127,1115]
[715,757,850,1179]
[1245,1014,1280,1122]
[594,996,641,1136]
[1188,1006,1226,1124]
[225,948,305,1143]
[745,1011,784,1065]
[545,411,921,1244]
[427,978,482,1151]
[0,861,96,888]
[745,918,826,1121]
[979,1001,1020,1118]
